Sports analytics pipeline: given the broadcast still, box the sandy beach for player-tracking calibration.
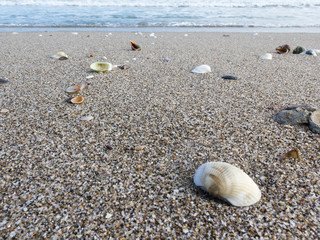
[0,31,319,238]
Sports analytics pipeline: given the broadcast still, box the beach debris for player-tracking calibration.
[0,78,9,85]
[162,58,171,62]
[51,51,68,60]
[191,65,211,74]
[309,110,320,134]
[276,44,290,54]
[280,149,300,161]
[1,108,9,113]
[221,75,238,80]
[79,81,89,91]
[131,41,141,51]
[274,105,317,125]
[86,75,94,79]
[65,81,89,93]
[293,46,306,54]
[88,54,94,58]
[300,50,317,56]
[125,145,145,151]
[90,62,113,72]
[259,53,272,60]
[194,162,261,207]
[105,145,113,150]
[117,65,130,70]
[12,32,18,35]
[71,32,78,35]
[66,85,81,94]
[70,96,84,104]
[80,115,93,121]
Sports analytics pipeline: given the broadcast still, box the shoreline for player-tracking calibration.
[0,31,319,238]
[2,26,320,33]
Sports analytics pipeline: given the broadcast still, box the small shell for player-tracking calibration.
[80,115,93,121]
[51,51,68,60]
[1,108,9,113]
[66,85,80,93]
[300,50,317,56]
[191,65,211,74]
[79,81,89,91]
[131,41,141,51]
[259,53,272,60]
[70,96,84,104]
[194,162,261,207]
[90,62,113,72]
[276,44,290,54]
[293,46,306,54]
[133,146,145,151]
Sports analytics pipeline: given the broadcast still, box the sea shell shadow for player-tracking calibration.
[188,176,231,206]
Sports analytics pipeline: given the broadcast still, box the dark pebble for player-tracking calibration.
[221,75,238,80]
[0,79,9,84]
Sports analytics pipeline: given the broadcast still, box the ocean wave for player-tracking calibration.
[0,0,318,8]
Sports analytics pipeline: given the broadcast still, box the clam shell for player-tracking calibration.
[259,53,272,60]
[51,51,68,60]
[90,62,113,72]
[191,65,211,74]
[66,85,80,93]
[276,44,290,54]
[130,41,141,51]
[194,162,261,207]
[300,50,317,56]
[70,96,84,104]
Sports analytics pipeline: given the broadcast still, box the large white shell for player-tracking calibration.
[191,65,211,74]
[194,162,261,207]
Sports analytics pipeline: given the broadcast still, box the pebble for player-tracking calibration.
[221,75,238,80]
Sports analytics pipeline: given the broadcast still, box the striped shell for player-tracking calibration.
[194,162,261,207]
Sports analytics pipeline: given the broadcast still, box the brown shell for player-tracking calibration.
[131,41,141,51]
[276,44,291,54]
[70,96,84,104]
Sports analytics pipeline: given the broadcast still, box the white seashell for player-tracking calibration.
[51,51,68,60]
[259,53,272,60]
[194,162,261,207]
[90,62,113,72]
[300,50,317,56]
[80,115,93,121]
[1,108,9,113]
[66,85,80,93]
[191,65,211,74]
[86,75,94,79]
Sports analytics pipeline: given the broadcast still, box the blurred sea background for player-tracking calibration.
[0,0,320,32]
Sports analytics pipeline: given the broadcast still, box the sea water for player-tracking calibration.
[0,0,320,32]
